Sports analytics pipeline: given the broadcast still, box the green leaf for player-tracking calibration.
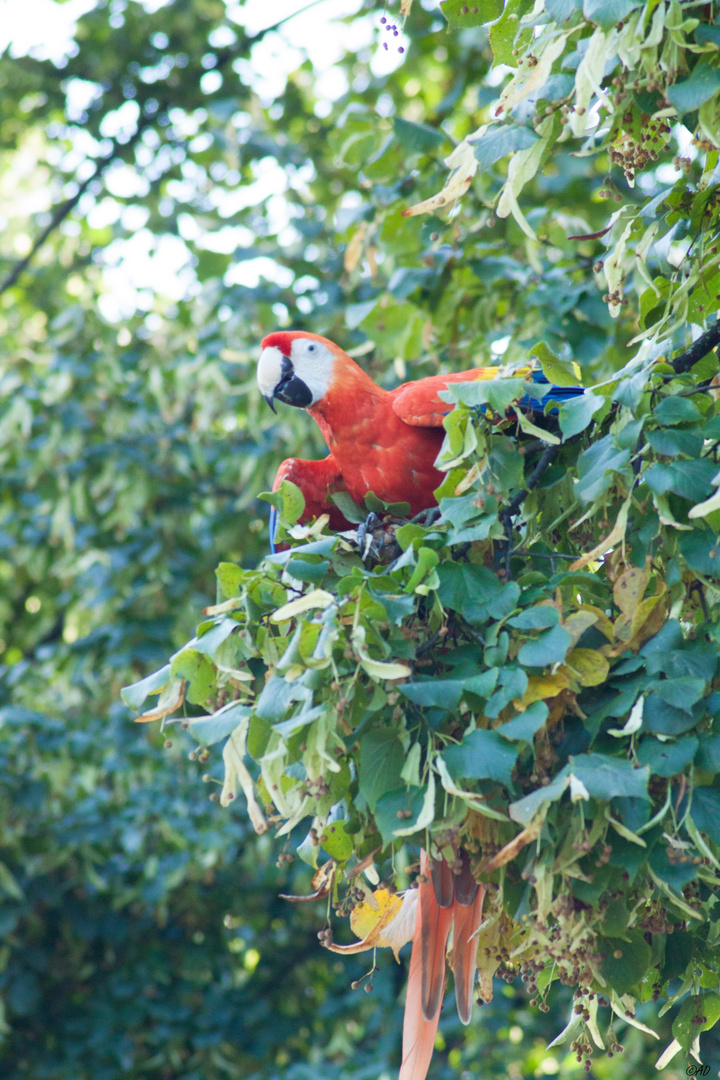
[602,895,631,936]
[648,677,706,714]
[441,0,503,28]
[442,728,519,787]
[399,669,498,711]
[649,846,699,890]
[171,650,216,706]
[636,735,698,778]
[189,702,251,746]
[496,701,549,741]
[652,397,702,425]
[673,994,720,1054]
[558,392,604,439]
[531,342,582,386]
[436,562,520,624]
[194,618,238,657]
[359,728,406,811]
[319,820,354,862]
[442,376,527,413]
[260,479,305,525]
[509,769,570,825]
[472,125,538,169]
[490,0,533,64]
[485,666,528,718]
[599,933,651,994]
[374,786,429,846]
[393,118,448,152]
[330,491,366,524]
[569,754,650,801]
[646,427,704,458]
[643,693,705,735]
[545,0,582,20]
[508,606,559,630]
[576,435,630,503]
[405,546,439,593]
[667,64,720,114]
[644,460,717,502]
[582,0,640,28]
[216,563,244,600]
[680,530,720,578]
[255,675,310,722]
[121,664,171,710]
[517,623,572,666]
[695,733,720,772]
[689,787,720,845]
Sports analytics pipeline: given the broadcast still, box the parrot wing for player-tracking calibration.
[390,368,502,427]
[391,367,585,426]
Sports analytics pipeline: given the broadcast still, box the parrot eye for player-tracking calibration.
[307,344,316,353]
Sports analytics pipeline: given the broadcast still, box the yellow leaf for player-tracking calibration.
[402,141,477,218]
[344,223,366,274]
[562,610,598,648]
[271,589,335,623]
[563,648,610,687]
[324,887,413,958]
[570,497,631,571]
[613,561,651,618]
[574,604,614,642]
[517,671,570,707]
[134,677,185,723]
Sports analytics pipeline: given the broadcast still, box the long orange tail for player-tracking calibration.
[420,854,454,1021]
[399,875,444,1080]
[399,850,484,1080]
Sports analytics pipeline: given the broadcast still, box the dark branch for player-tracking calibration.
[670,321,720,374]
[498,444,559,580]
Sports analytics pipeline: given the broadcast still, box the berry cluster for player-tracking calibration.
[379,15,405,53]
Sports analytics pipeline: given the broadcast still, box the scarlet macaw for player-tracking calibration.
[257,330,581,538]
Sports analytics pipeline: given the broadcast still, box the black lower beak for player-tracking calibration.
[275,375,313,408]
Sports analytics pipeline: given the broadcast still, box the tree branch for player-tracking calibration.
[670,321,720,374]
[498,444,559,579]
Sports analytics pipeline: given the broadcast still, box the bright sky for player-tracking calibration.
[0,0,410,322]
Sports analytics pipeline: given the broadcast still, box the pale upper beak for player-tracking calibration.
[257,346,285,413]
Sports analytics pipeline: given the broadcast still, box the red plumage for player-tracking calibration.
[260,331,501,526]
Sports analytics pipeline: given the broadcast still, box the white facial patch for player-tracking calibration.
[257,346,285,398]
[288,337,333,405]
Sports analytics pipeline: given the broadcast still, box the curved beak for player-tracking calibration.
[257,344,313,411]
[257,346,285,413]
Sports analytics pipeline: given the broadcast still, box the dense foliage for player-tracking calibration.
[2,0,720,1076]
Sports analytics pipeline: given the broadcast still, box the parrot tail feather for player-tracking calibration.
[452,883,485,1025]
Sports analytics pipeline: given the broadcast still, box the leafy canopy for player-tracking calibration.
[119,0,720,1069]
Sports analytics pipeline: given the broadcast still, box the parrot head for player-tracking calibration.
[258,331,339,413]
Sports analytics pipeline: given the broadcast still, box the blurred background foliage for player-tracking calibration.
[0,0,715,1076]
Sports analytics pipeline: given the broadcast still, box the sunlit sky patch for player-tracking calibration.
[0,0,409,321]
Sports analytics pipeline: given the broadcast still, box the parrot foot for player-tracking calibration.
[356,512,380,560]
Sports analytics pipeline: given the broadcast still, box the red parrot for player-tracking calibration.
[257,330,505,530]
[258,330,583,535]
[401,850,485,1080]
